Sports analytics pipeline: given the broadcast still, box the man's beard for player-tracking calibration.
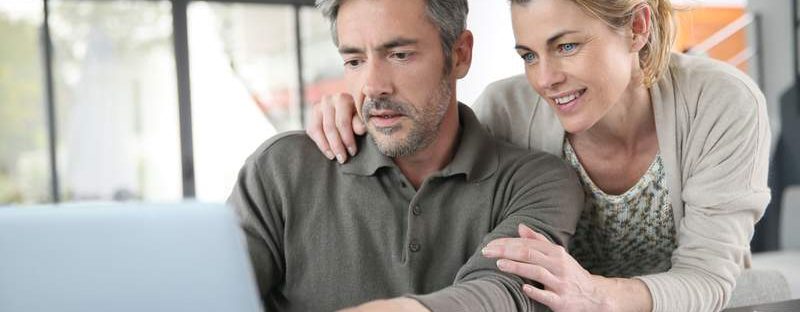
[361,79,452,158]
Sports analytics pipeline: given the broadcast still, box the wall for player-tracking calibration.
[458,1,523,106]
[748,0,794,146]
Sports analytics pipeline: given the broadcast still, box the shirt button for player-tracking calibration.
[412,205,421,216]
[400,182,407,188]
[409,240,421,252]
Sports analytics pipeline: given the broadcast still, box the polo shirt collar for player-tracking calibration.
[341,131,395,176]
[440,103,498,182]
[342,103,499,182]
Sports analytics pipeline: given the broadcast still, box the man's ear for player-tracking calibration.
[452,30,474,79]
[630,4,651,53]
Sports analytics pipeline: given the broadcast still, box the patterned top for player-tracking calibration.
[564,139,678,278]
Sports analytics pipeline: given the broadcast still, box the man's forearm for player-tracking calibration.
[408,277,533,312]
[338,297,430,312]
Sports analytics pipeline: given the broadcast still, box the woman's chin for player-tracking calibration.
[557,116,594,135]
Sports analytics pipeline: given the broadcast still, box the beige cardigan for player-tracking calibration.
[472,53,771,311]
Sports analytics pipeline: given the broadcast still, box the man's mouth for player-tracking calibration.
[371,112,403,119]
[368,110,405,128]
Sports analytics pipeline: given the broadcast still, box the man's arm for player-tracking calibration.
[227,150,286,301]
[351,153,583,312]
[407,153,584,312]
[338,298,430,312]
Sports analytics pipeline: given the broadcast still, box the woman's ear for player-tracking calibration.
[630,4,652,53]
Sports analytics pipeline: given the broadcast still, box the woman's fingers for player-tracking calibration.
[484,242,566,276]
[353,114,367,135]
[523,284,561,309]
[496,259,561,289]
[332,94,359,157]
[321,100,349,163]
[308,93,363,163]
[518,224,548,241]
[307,100,336,160]
[485,237,560,257]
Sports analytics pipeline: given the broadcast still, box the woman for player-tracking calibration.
[306,0,772,311]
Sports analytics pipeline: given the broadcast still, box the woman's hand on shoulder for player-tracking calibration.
[306,93,366,164]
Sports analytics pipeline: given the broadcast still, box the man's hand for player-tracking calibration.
[306,93,366,164]
[337,298,430,312]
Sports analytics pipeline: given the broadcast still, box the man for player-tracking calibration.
[227,0,583,311]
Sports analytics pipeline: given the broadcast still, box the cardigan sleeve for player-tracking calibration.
[637,62,771,312]
[472,76,527,144]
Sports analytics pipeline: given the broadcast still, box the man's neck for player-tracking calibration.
[393,102,460,190]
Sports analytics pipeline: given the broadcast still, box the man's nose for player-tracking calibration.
[361,60,394,99]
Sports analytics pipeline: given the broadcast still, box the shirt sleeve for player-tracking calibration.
[227,151,286,302]
[636,67,772,312]
[410,152,585,312]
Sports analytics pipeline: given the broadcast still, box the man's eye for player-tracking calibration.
[344,59,362,68]
[392,52,410,60]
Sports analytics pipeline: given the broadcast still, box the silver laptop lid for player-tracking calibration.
[0,202,263,312]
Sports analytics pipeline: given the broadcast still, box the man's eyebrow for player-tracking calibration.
[338,38,419,54]
[339,45,363,54]
[380,38,418,50]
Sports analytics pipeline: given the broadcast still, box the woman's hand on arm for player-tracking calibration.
[306,93,366,164]
[482,224,653,312]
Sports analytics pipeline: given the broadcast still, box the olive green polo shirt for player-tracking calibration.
[227,104,583,312]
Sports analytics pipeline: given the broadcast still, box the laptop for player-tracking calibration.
[0,202,263,312]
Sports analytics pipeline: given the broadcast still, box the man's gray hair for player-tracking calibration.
[316,0,469,71]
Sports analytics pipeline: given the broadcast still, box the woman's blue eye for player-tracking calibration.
[521,52,536,63]
[560,43,578,53]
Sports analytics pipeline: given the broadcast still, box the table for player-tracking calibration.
[723,298,800,312]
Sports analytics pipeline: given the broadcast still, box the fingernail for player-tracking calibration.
[336,153,345,164]
[324,150,335,160]
[523,284,535,293]
[496,259,508,270]
[482,247,498,257]
[347,146,356,156]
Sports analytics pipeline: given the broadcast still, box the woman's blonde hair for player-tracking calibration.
[511,0,676,87]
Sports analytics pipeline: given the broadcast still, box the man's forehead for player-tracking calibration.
[335,0,435,43]
[338,37,420,54]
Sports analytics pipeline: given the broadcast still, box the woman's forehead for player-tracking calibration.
[511,2,599,39]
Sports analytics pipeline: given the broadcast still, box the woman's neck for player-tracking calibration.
[576,82,655,152]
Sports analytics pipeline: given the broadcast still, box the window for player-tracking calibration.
[188,2,299,201]
[300,6,345,120]
[188,2,344,202]
[0,1,50,204]
[1,0,337,204]
[50,0,182,201]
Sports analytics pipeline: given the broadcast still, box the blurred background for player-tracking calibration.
[0,0,798,253]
